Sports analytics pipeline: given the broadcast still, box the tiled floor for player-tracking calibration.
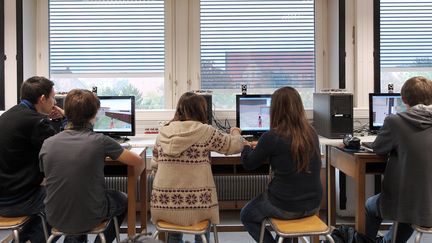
[1,211,432,242]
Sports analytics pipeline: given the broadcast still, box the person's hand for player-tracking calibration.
[230,127,241,135]
[250,141,258,149]
[48,105,64,120]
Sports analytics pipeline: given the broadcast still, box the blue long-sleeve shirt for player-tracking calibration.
[241,130,322,212]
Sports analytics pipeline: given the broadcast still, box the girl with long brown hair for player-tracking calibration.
[150,92,245,243]
[240,87,322,243]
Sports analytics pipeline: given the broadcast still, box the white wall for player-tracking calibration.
[4,0,17,107]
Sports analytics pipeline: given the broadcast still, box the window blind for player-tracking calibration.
[380,1,432,68]
[200,0,315,90]
[49,0,164,75]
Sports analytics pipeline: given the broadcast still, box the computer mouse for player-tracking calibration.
[119,142,132,150]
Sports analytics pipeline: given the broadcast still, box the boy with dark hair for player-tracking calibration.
[0,76,64,242]
[40,89,145,243]
[366,76,432,243]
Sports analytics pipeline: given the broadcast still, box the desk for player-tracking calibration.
[327,146,386,234]
[105,147,147,237]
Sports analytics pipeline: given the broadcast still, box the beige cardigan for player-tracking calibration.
[150,121,244,225]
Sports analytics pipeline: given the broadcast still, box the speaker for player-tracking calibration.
[313,93,353,138]
[192,91,213,125]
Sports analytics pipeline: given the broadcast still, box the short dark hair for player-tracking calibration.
[401,76,432,107]
[64,89,100,127]
[20,76,54,104]
[171,92,208,124]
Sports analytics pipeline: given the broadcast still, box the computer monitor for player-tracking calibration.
[236,94,271,138]
[369,93,405,132]
[93,96,135,139]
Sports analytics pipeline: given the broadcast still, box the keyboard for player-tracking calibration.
[361,141,374,151]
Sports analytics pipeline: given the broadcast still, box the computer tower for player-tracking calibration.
[192,91,213,125]
[313,93,353,138]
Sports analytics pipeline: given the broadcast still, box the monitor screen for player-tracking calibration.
[93,96,135,138]
[369,93,405,132]
[236,94,271,137]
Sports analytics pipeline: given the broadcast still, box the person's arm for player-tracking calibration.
[208,127,245,155]
[31,118,58,149]
[372,116,395,156]
[116,149,146,176]
[241,132,273,170]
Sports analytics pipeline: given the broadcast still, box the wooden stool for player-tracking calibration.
[259,215,335,243]
[47,217,120,243]
[412,225,432,243]
[0,214,48,242]
[152,220,219,243]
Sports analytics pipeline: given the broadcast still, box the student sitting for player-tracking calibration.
[365,76,432,243]
[240,87,322,243]
[150,92,245,243]
[40,89,145,243]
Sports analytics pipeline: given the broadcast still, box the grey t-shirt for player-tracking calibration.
[39,129,123,233]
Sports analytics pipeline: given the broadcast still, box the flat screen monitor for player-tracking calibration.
[93,96,135,139]
[236,94,271,138]
[369,93,405,132]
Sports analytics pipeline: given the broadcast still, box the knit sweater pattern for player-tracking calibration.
[150,121,243,226]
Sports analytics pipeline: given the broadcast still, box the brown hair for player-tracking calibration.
[270,86,318,172]
[64,89,100,128]
[170,92,208,124]
[401,76,432,107]
[20,76,54,104]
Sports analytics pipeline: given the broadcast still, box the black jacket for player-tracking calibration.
[0,104,57,197]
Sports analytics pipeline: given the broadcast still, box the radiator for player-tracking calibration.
[105,174,270,202]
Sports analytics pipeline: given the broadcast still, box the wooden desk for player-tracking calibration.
[328,146,386,234]
[105,147,147,237]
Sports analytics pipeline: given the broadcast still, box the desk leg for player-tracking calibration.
[329,165,336,227]
[355,159,366,234]
[127,166,137,237]
[140,170,147,234]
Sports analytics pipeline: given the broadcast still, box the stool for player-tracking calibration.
[259,215,335,243]
[0,214,48,242]
[412,225,432,243]
[47,216,120,243]
[151,220,219,243]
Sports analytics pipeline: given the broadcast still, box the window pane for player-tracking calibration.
[380,0,432,92]
[200,0,315,109]
[49,0,165,109]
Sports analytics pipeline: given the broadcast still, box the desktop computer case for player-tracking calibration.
[313,93,353,139]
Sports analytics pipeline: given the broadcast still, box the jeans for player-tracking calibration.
[365,193,413,243]
[0,186,48,243]
[65,190,127,243]
[240,192,319,243]
[167,230,210,243]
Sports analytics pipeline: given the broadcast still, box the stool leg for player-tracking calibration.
[13,229,19,243]
[414,232,423,243]
[99,232,107,243]
[151,230,159,239]
[277,236,284,243]
[213,223,219,243]
[325,234,335,243]
[391,222,399,243]
[259,220,266,243]
[113,216,120,242]
[300,236,309,243]
[47,234,56,243]
[200,234,207,243]
[38,213,49,241]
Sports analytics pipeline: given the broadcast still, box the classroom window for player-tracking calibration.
[377,0,432,93]
[200,0,315,109]
[49,0,165,109]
